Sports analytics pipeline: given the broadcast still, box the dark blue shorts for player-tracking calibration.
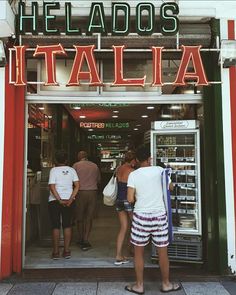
[48,200,74,229]
[116,200,134,212]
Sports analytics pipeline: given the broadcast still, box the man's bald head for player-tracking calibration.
[78,151,88,161]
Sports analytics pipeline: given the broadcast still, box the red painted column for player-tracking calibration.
[12,86,25,273]
[228,20,236,237]
[1,63,15,278]
[1,59,25,278]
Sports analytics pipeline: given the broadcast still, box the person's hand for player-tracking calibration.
[66,198,74,207]
[59,199,67,207]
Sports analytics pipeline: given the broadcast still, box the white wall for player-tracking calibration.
[220,19,236,273]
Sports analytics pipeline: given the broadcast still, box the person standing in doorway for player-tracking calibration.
[48,150,79,260]
[114,150,136,265]
[125,146,181,294]
[73,151,101,251]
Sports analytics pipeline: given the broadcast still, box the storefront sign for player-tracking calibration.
[80,122,129,128]
[12,44,209,87]
[152,120,198,130]
[18,1,179,36]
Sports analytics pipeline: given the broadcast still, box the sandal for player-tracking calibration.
[160,283,182,293]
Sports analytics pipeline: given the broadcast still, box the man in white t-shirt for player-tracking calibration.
[125,146,181,294]
[48,150,79,260]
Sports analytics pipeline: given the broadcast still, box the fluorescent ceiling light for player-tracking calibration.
[170,105,182,110]
[161,114,172,118]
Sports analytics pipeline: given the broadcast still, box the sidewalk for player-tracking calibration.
[0,280,236,295]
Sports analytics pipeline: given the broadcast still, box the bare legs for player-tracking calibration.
[127,245,171,293]
[157,246,171,288]
[52,227,72,254]
[116,211,132,260]
[63,227,72,252]
[52,229,60,254]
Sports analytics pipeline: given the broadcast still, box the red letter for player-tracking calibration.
[33,44,67,86]
[152,47,164,86]
[174,45,208,86]
[67,45,102,86]
[112,45,146,86]
[14,45,27,86]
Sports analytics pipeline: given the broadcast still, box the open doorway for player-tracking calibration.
[24,102,202,269]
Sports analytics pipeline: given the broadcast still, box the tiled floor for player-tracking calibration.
[25,198,154,269]
[1,281,236,295]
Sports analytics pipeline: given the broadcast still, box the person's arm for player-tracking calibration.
[169,182,174,191]
[67,181,80,206]
[49,184,67,206]
[127,187,136,203]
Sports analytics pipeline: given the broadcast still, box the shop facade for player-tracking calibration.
[0,0,236,279]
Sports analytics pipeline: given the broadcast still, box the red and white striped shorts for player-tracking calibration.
[130,212,169,247]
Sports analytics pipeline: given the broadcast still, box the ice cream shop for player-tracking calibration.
[0,0,236,279]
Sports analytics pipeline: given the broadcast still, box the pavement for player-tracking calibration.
[0,279,236,295]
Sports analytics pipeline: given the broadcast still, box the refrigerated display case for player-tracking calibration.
[151,120,202,262]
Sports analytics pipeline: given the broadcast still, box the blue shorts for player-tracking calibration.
[116,200,133,212]
[48,200,74,229]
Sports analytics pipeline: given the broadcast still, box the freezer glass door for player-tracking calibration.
[152,131,201,235]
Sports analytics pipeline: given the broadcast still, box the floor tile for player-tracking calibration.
[7,282,56,295]
[52,282,97,295]
[182,282,230,295]
[98,282,185,295]
[0,283,13,295]
[221,281,236,295]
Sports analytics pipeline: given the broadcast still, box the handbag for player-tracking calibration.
[103,173,118,206]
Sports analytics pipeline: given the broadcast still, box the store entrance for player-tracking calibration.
[24,102,202,269]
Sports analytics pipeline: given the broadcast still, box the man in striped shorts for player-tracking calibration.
[125,146,181,294]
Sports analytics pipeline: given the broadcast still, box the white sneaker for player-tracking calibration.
[114,258,130,266]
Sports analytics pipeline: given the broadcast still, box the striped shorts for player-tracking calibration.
[130,212,169,247]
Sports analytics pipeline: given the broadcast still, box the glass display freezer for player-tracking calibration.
[150,120,202,262]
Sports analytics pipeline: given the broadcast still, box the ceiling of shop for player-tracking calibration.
[64,103,160,134]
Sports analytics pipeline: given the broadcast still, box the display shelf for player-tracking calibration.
[166,162,196,166]
[172,209,197,214]
[158,158,195,162]
[157,144,195,147]
[151,127,201,238]
[171,196,196,201]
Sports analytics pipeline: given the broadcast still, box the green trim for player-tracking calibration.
[202,19,228,274]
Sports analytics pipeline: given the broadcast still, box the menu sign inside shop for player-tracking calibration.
[18,1,179,36]
[88,134,123,140]
[80,122,129,129]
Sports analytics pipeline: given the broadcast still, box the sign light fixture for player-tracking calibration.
[219,40,236,68]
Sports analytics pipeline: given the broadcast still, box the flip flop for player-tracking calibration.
[124,285,145,295]
[160,283,182,293]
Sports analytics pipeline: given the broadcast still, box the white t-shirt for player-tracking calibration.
[48,166,79,202]
[127,166,166,214]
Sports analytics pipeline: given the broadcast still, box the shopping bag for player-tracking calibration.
[103,174,118,206]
